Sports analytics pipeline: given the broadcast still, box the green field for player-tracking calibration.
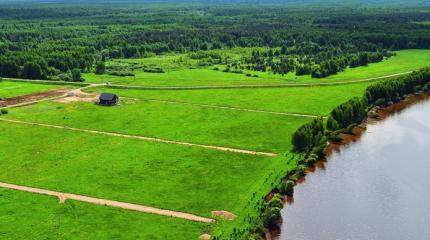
[0,188,206,240]
[88,82,372,116]
[0,81,73,99]
[0,122,278,217]
[82,50,430,87]
[3,100,309,153]
[0,66,422,239]
[1,2,430,239]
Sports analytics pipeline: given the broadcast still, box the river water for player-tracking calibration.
[278,99,430,240]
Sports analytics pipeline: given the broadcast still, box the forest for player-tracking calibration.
[0,2,430,81]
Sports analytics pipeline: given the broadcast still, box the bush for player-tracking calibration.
[108,71,135,77]
[0,109,8,115]
[266,196,283,209]
[213,67,219,71]
[246,73,252,77]
[374,98,386,106]
[296,165,307,177]
[95,62,106,75]
[143,67,164,73]
[71,69,84,82]
[312,144,327,157]
[279,180,294,197]
[305,155,318,166]
[262,206,282,229]
[328,131,342,143]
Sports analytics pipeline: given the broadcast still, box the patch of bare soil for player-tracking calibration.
[55,89,99,103]
[199,234,211,240]
[0,88,70,107]
[211,210,237,220]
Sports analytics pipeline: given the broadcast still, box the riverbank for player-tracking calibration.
[266,90,430,239]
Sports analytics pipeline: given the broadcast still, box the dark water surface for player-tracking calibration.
[278,99,430,240]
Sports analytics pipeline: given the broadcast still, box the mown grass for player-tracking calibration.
[0,121,279,218]
[0,81,73,99]
[88,82,372,116]
[4,100,310,153]
[82,49,430,86]
[0,188,206,240]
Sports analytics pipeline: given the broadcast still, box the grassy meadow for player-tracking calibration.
[0,81,73,99]
[1,49,429,239]
[0,121,278,217]
[0,188,206,240]
[3,100,310,153]
[82,49,430,87]
[88,82,372,116]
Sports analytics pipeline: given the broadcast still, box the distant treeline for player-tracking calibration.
[0,5,429,80]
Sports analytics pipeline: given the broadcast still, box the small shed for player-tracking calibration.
[99,93,118,106]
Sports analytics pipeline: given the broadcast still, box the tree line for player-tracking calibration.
[292,68,430,155]
[0,5,429,81]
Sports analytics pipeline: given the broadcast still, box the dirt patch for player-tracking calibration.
[199,234,211,240]
[211,210,237,220]
[0,88,70,107]
[55,89,99,103]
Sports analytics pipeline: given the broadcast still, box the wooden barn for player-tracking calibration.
[99,93,118,106]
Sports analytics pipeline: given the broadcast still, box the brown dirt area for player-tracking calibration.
[211,210,237,220]
[54,89,100,103]
[0,88,70,107]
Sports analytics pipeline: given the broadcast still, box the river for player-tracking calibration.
[278,98,430,240]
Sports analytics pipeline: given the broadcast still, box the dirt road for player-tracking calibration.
[0,182,214,223]
[0,118,277,157]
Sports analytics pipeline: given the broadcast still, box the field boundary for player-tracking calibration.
[0,118,277,157]
[0,181,215,223]
[2,71,411,90]
[125,97,321,118]
[104,71,411,90]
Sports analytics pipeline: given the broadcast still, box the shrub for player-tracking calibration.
[374,98,386,106]
[279,180,295,197]
[0,109,8,115]
[246,73,252,77]
[262,207,282,229]
[71,69,84,82]
[213,67,219,71]
[143,67,164,73]
[95,62,106,74]
[328,131,342,143]
[266,196,283,209]
[108,71,135,77]
[312,144,327,157]
[296,165,307,177]
[306,155,318,166]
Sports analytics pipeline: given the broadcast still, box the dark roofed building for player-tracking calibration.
[99,93,118,106]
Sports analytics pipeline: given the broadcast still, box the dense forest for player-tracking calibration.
[0,2,430,81]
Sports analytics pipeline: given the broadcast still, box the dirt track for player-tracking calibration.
[106,71,412,90]
[0,182,214,223]
[0,118,277,157]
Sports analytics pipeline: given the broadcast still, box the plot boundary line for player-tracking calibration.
[3,71,411,90]
[104,71,411,90]
[124,97,321,118]
[0,118,277,157]
[0,181,215,223]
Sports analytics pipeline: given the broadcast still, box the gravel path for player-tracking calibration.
[0,118,277,157]
[0,182,215,223]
